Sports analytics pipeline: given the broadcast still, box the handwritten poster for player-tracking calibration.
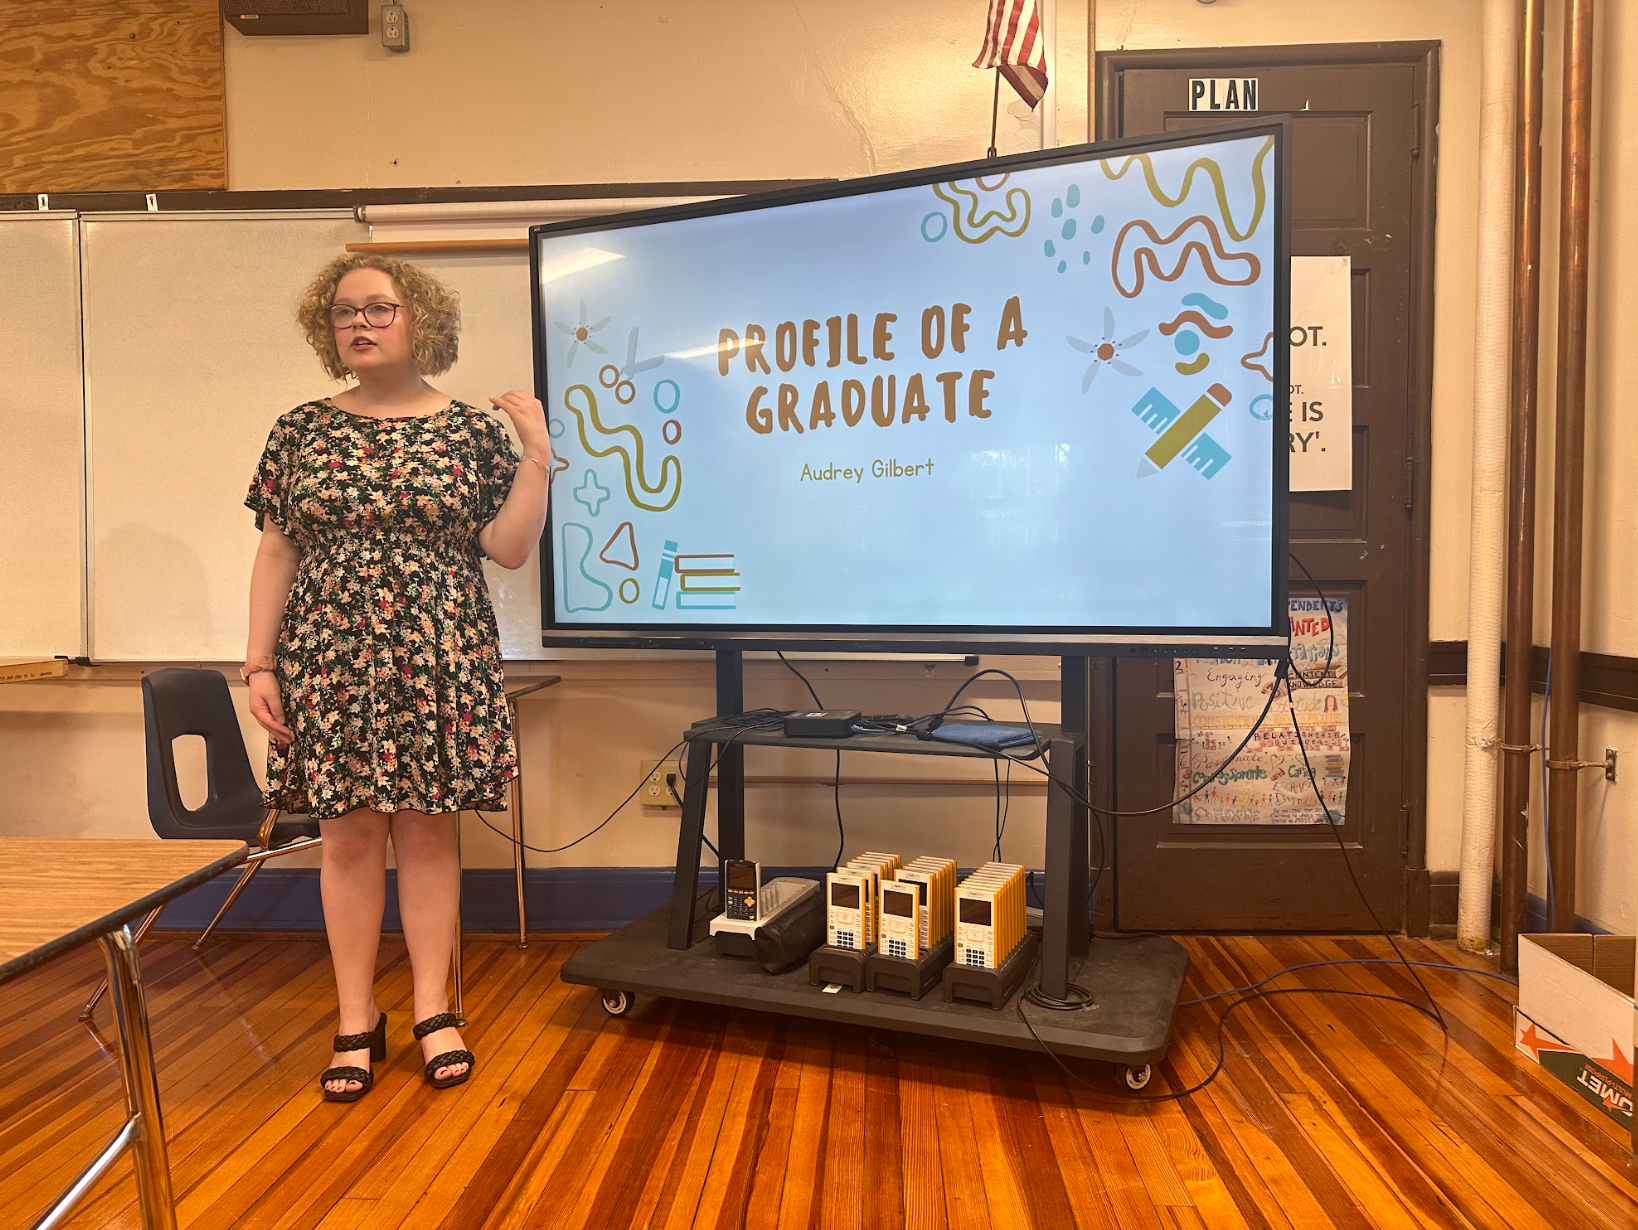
[1289,257,1353,491]
[1173,597,1349,825]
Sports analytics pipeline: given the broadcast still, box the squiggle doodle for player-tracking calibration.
[561,383,682,512]
[1159,310,1232,339]
[1099,134,1274,242]
[1240,332,1275,382]
[930,175,1030,243]
[1110,215,1260,299]
[560,523,613,613]
[1183,292,1229,319]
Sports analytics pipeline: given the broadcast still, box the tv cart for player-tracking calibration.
[560,651,1188,1088]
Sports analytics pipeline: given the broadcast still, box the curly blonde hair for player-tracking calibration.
[297,254,461,380]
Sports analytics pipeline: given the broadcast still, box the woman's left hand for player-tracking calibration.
[490,390,550,458]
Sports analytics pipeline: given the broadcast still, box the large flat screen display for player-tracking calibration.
[531,117,1289,653]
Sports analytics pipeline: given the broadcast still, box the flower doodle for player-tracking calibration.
[1067,308,1149,392]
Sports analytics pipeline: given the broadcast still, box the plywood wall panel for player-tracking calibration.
[0,1,225,194]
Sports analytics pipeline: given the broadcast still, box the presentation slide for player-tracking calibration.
[534,128,1280,634]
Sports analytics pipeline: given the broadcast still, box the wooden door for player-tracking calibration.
[1099,44,1437,930]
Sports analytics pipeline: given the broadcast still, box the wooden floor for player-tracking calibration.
[2,932,1634,1230]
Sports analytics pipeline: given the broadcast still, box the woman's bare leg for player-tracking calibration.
[319,806,391,1094]
[391,809,469,1081]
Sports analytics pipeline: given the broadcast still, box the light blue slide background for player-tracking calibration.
[537,132,1278,630]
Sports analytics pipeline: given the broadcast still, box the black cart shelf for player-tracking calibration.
[560,651,1188,1078]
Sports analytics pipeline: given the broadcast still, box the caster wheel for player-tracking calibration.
[1123,1064,1153,1091]
[600,990,633,1017]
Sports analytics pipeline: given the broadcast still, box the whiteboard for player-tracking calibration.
[71,212,969,663]
[0,213,85,659]
[84,211,370,660]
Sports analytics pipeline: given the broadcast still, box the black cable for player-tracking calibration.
[775,650,824,709]
[1285,550,1339,688]
[774,651,846,870]
[1018,983,1444,1103]
[992,758,1003,862]
[1178,957,1517,1008]
[1284,673,1447,1032]
[667,778,720,859]
[473,737,686,855]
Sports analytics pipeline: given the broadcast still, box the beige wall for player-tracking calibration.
[5,0,1635,929]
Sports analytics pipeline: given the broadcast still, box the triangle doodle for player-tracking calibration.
[599,521,640,571]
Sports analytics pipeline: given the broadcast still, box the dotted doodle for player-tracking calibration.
[559,523,613,613]
[1110,215,1260,299]
[929,175,1030,243]
[561,383,682,513]
[1043,185,1105,274]
[1098,134,1274,242]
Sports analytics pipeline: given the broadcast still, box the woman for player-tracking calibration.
[243,254,549,1101]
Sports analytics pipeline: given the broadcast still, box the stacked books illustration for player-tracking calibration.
[674,552,740,609]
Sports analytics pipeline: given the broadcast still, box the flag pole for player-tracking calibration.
[987,67,1001,159]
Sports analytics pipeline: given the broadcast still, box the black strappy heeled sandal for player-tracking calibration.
[413,1012,474,1089]
[319,1011,387,1103]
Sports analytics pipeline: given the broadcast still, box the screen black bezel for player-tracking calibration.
[529,115,1291,657]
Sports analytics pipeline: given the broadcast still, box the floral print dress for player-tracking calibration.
[246,399,520,820]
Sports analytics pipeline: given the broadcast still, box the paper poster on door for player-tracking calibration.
[1172,596,1349,825]
[1288,256,1352,491]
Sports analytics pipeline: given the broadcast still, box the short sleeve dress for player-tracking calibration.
[246,398,521,820]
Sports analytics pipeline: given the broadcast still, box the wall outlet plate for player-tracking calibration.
[381,4,409,51]
[639,759,680,809]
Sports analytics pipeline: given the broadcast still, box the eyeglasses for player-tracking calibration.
[329,302,401,329]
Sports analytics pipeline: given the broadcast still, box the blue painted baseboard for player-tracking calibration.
[151,865,837,934]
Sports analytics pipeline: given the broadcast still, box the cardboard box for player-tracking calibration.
[1514,934,1635,1132]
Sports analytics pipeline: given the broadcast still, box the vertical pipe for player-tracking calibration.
[1546,0,1594,933]
[1499,0,1546,973]
[1457,0,1519,953]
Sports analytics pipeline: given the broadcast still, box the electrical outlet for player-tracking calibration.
[640,759,679,808]
[381,5,409,51]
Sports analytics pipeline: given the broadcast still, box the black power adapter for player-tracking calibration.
[783,708,862,738]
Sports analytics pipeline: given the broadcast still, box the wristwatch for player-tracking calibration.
[240,655,276,682]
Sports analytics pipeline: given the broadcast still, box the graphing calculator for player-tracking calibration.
[723,860,761,922]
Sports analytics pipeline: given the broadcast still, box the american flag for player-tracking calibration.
[973,0,1049,110]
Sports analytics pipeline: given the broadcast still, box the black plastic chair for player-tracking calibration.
[79,668,322,1020]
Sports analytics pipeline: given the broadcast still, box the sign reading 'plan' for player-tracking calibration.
[1189,77,1259,112]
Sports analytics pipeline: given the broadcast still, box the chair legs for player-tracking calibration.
[79,906,164,1022]
[192,860,265,951]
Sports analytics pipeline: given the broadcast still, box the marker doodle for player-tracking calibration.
[561,383,682,513]
[1110,214,1260,299]
[1098,134,1274,242]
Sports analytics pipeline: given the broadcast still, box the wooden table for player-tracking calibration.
[0,838,248,1230]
